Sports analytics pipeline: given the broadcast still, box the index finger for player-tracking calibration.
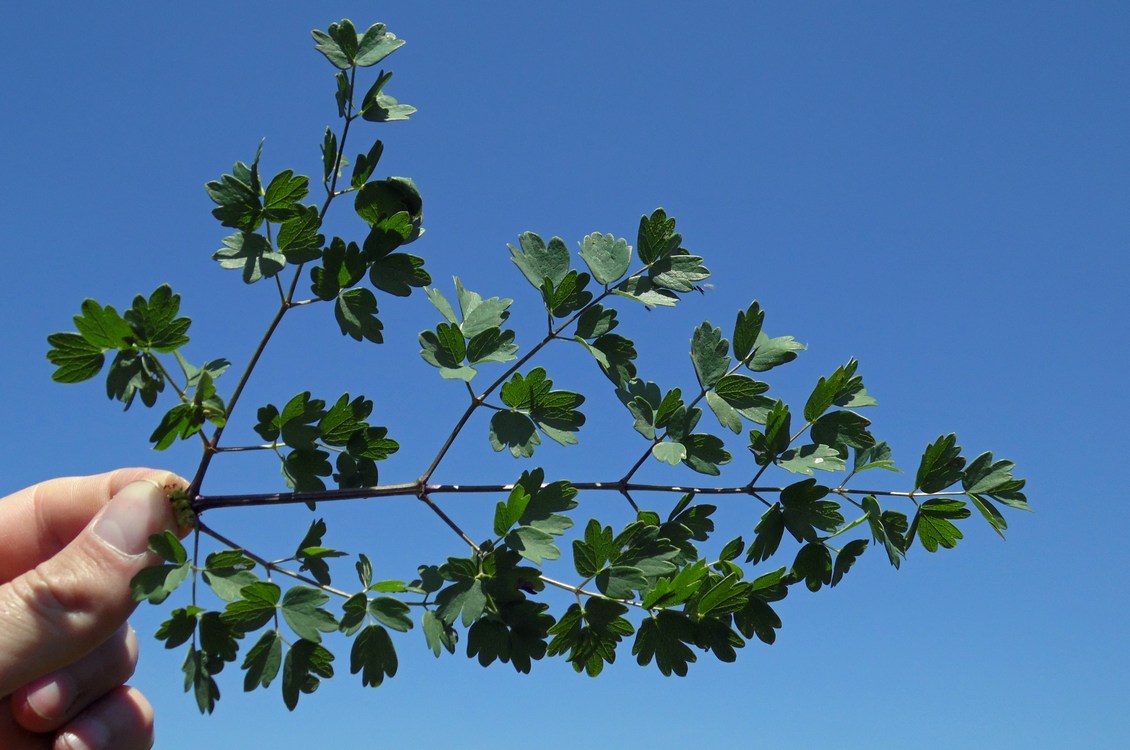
[0,469,186,583]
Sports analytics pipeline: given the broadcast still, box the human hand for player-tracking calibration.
[0,469,186,750]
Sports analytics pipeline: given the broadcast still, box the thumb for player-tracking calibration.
[0,479,178,698]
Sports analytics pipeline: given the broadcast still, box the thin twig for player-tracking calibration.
[197,521,353,599]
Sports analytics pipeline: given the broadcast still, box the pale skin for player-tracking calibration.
[0,469,186,750]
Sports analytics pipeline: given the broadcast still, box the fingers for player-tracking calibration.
[0,480,179,697]
[53,686,154,750]
[11,624,139,733]
[0,696,49,750]
[0,469,187,583]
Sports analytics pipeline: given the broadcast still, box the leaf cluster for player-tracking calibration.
[255,392,399,495]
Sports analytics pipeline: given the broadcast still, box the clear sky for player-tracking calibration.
[2,2,1128,748]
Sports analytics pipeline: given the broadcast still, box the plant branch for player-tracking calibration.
[193,479,955,513]
[196,521,353,599]
[417,492,479,552]
[420,287,616,482]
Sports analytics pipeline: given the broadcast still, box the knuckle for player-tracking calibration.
[10,562,92,633]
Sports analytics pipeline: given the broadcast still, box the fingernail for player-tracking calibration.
[91,480,170,557]
[60,719,109,750]
[24,673,73,721]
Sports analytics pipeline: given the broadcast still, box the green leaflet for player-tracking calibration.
[780,479,843,543]
[747,331,805,372]
[351,139,384,189]
[351,625,398,687]
[360,70,417,122]
[125,285,192,352]
[419,280,517,380]
[280,586,339,643]
[803,359,877,422]
[509,231,571,290]
[915,434,966,493]
[214,232,285,283]
[48,287,193,406]
[908,498,972,552]
[540,270,593,317]
[354,177,423,235]
[335,288,383,343]
[205,146,263,231]
[690,322,731,389]
[262,170,310,221]
[649,251,710,293]
[777,444,846,476]
[46,333,104,383]
[490,368,586,455]
[242,631,283,692]
[863,496,909,568]
[732,301,764,364]
[547,599,633,676]
[281,639,334,711]
[636,208,681,265]
[578,232,632,284]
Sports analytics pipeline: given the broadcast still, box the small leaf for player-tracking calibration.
[540,270,593,318]
[732,302,765,364]
[351,625,398,687]
[578,232,632,285]
[650,251,710,292]
[830,539,869,587]
[125,285,192,352]
[130,561,190,604]
[506,526,561,564]
[575,304,618,339]
[335,288,383,343]
[422,609,458,657]
[281,639,335,711]
[46,332,104,383]
[681,434,731,476]
[862,496,908,568]
[276,206,324,264]
[262,170,309,221]
[791,543,833,592]
[810,410,875,457]
[280,586,339,643]
[747,332,805,372]
[636,208,681,265]
[780,479,843,543]
[214,232,285,284]
[467,327,518,365]
[705,390,742,434]
[370,253,430,296]
[777,444,846,476]
[614,276,678,308]
[355,23,405,67]
[690,322,731,388]
[321,127,338,182]
[915,434,966,493]
[312,20,358,69]
[508,232,570,290]
[242,630,283,692]
[854,442,899,474]
[908,499,971,552]
[369,597,413,632]
[489,411,540,458]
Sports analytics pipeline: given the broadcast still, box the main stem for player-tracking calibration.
[194,480,952,512]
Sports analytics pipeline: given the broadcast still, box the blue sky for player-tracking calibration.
[2,2,1127,747]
